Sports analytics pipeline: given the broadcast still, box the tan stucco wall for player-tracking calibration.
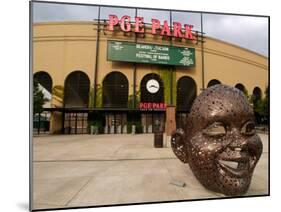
[97,38,135,96]
[33,21,268,107]
[204,37,268,94]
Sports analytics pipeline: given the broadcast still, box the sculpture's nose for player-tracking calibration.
[226,128,249,151]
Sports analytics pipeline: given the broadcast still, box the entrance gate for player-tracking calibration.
[40,108,166,135]
[33,111,51,135]
[141,112,165,133]
[104,113,127,134]
[64,112,88,134]
[176,112,188,129]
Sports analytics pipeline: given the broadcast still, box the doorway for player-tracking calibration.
[141,112,165,133]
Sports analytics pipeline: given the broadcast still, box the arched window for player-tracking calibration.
[253,87,262,100]
[34,71,52,93]
[235,83,246,94]
[252,86,263,125]
[207,79,221,88]
[252,86,262,109]
[177,76,197,111]
[140,73,164,103]
[102,71,129,108]
[64,71,90,107]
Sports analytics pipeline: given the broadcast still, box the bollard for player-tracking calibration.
[132,125,136,135]
[90,126,94,135]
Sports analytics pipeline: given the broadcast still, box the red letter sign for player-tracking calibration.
[135,16,144,33]
[184,24,194,39]
[173,22,183,38]
[151,19,161,34]
[160,20,171,36]
[120,15,131,32]
[108,15,119,31]
[108,14,196,42]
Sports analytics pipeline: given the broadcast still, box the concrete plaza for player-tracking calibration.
[32,133,269,210]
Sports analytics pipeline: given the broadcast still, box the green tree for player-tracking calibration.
[255,87,269,117]
[250,86,269,124]
[33,80,47,114]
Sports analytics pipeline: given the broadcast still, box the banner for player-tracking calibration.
[107,41,195,67]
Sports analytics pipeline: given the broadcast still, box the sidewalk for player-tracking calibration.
[32,133,269,210]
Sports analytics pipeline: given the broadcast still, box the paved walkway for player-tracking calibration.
[32,133,269,210]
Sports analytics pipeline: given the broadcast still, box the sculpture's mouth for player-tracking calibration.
[217,152,256,178]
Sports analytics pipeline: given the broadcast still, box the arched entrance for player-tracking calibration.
[235,83,247,94]
[102,71,129,134]
[102,71,129,108]
[253,87,262,100]
[33,71,53,134]
[252,86,262,124]
[63,71,90,134]
[177,76,197,111]
[140,73,164,103]
[140,73,165,133]
[64,71,90,107]
[207,79,221,88]
[176,76,197,128]
[34,71,53,94]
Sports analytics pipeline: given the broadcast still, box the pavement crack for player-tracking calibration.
[112,144,127,157]
[33,157,177,163]
[65,177,92,206]
[160,160,183,200]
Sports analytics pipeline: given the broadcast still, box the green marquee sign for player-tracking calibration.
[107,41,195,67]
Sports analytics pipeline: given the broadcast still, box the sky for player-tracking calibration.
[33,2,268,56]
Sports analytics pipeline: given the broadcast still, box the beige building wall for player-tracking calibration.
[33,21,268,106]
[175,47,203,95]
[204,37,268,94]
[97,37,135,96]
[33,22,98,108]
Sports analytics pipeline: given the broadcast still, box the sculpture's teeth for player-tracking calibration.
[219,160,239,169]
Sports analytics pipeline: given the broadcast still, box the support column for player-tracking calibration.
[170,66,174,105]
[165,106,176,147]
[200,13,205,90]
[133,8,138,109]
[165,106,176,136]
[93,6,101,108]
[49,111,63,134]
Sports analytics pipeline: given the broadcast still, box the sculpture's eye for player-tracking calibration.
[241,121,255,136]
[203,122,226,138]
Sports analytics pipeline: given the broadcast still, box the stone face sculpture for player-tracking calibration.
[171,84,263,196]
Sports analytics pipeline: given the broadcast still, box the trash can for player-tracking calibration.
[154,132,163,148]
[64,126,71,134]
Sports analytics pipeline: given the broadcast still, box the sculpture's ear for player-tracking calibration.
[171,128,188,163]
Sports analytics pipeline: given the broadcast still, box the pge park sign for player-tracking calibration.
[139,102,167,111]
[107,15,195,40]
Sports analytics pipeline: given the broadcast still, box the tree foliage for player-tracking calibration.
[252,87,269,116]
[249,86,269,124]
[33,80,47,114]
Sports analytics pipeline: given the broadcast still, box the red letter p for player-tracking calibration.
[108,15,119,31]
